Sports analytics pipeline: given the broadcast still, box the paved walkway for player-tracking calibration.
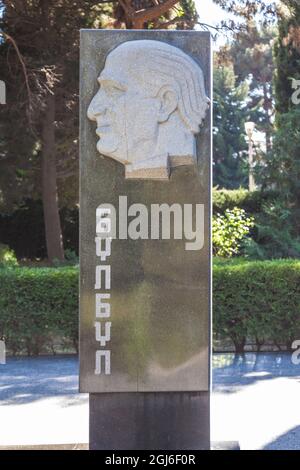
[212,353,300,450]
[0,356,88,447]
[0,353,299,449]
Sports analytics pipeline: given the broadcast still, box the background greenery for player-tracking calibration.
[214,258,300,352]
[0,266,78,355]
[1,260,300,355]
[0,1,300,356]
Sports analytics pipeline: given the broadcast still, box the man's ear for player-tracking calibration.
[157,87,178,123]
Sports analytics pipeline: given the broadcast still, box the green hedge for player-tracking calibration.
[214,258,300,352]
[1,260,300,355]
[0,267,78,355]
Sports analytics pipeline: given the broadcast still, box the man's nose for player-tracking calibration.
[87,90,106,121]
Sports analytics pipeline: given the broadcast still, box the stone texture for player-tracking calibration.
[80,30,212,393]
[87,39,209,180]
[90,391,210,450]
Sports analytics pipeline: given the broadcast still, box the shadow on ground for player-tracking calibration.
[263,425,300,450]
[1,352,300,405]
[0,355,81,405]
[213,352,300,393]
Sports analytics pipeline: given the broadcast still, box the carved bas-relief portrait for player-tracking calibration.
[87,39,209,180]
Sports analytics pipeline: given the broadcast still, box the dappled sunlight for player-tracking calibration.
[0,355,79,405]
[1,353,300,448]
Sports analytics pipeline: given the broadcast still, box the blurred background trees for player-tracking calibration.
[213,58,249,189]
[0,0,111,262]
[0,0,300,263]
[0,0,201,263]
[254,0,300,257]
[1,0,300,354]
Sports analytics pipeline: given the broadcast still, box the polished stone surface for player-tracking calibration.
[90,391,210,450]
[80,30,212,393]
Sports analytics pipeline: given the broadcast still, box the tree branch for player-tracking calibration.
[118,0,180,28]
[132,0,179,28]
[0,31,32,110]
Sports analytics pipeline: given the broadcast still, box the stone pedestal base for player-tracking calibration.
[90,392,210,450]
[211,441,240,450]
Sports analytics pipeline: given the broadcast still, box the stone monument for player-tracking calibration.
[80,30,212,450]
[87,39,209,180]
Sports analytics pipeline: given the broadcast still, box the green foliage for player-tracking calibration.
[223,21,276,152]
[0,267,78,355]
[0,1,109,211]
[252,1,300,260]
[52,248,79,267]
[0,244,18,267]
[1,260,300,356]
[259,108,300,208]
[243,199,300,259]
[213,207,255,257]
[213,61,249,188]
[256,108,300,258]
[214,258,300,352]
[213,187,279,214]
[3,191,298,263]
[213,0,276,21]
[213,189,300,260]
[274,1,300,114]
[0,199,78,259]
[64,249,79,265]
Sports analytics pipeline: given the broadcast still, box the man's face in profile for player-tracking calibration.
[87,50,162,165]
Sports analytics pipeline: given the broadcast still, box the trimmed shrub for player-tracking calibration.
[1,261,300,356]
[214,259,300,352]
[0,266,78,355]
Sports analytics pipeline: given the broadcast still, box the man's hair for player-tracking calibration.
[111,39,209,134]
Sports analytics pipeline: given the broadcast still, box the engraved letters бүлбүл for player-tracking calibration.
[94,208,112,375]
[87,39,209,180]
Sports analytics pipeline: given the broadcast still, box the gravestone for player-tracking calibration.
[80,30,212,450]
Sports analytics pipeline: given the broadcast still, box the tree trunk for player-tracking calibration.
[255,336,264,352]
[41,93,64,263]
[232,336,246,354]
[263,83,272,153]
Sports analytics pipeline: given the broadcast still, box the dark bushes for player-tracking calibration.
[0,199,78,259]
